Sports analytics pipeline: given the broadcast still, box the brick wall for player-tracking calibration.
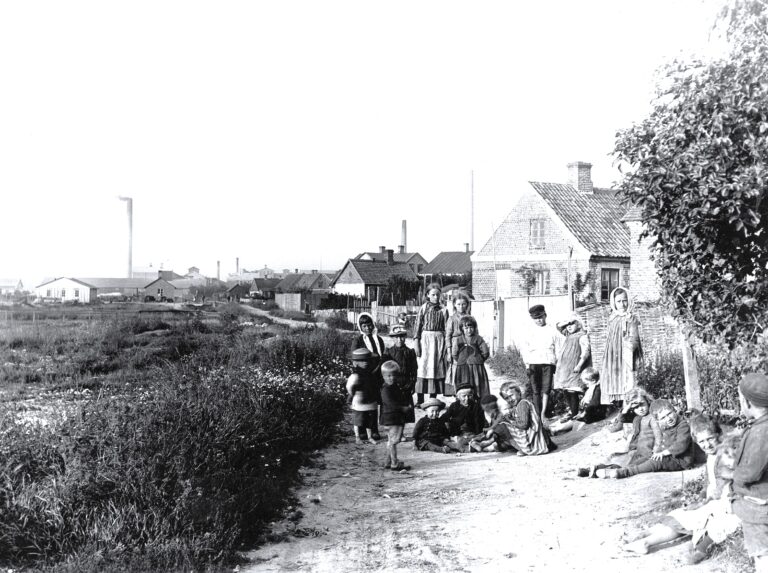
[626,220,661,302]
[476,192,574,258]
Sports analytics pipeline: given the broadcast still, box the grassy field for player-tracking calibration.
[0,303,351,572]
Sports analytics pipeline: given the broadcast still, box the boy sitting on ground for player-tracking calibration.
[597,398,693,479]
[443,383,486,452]
[412,398,461,453]
[732,372,768,573]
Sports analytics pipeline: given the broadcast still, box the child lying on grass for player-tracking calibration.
[623,415,741,564]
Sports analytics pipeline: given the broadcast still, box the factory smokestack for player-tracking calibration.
[401,220,407,253]
[117,196,133,278]
[217,260,220,281]
[236,257,240,275]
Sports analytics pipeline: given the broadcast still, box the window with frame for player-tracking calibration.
[157,288,164,298]
[61,289,66,298]
[529,219,546,249]
[46,289,51,297]
[600,268,620,301]
[74,289,80,299]
[533,269,551,295]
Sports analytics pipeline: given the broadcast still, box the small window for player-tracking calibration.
[46,289,51,297]
[61,288,66,298]
[530,219,545,249]
[533,269,551,295]
[601,269,620,301]
[157,288,164,297]
[74,289,80,299]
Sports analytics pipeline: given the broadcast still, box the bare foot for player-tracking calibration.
[368,438,378,445]
[355,437,363,444]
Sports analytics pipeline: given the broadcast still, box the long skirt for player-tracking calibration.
[554,334,589,390]
[454,364,490,398]
[415,330,446,394]
[495,400,551,456]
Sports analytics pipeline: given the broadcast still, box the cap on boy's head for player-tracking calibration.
[480,394,498,407]
[421,398,446,411]
[740,373,768,408]
[380,360,401,374]
[529,304,546,319]
[650,398,675,417]
[389,325,409,337]
[348,347,372,362]
[455,382,473,394]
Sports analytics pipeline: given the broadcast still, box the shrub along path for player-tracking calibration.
[244,369,741,573]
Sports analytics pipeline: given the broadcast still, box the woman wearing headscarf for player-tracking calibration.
[600,287,644,405]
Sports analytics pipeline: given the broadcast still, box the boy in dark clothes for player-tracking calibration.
[379,360,413,471]
[733,372,768,572]
[412,399,461,453]
[443,383,486,451]
[384,324,417,425]
[599,399,693,479]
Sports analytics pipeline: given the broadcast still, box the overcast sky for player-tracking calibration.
[0,0,725,287]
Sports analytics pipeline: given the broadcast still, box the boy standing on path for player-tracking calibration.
[733,372,768,573]
[521,304,562,419]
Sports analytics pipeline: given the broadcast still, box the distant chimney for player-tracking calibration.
[295,268,299,274]
[236,257,240,275]
[567,161,593,194]
[398,245,405,254]
[379,245,386,253]
[401,220,407,252]
[386,249,394,266]
[311,269,317,274]
[217,260,220,281]
[464,242,470,253]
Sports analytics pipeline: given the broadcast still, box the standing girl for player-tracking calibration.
[554,314,591,421]
[600,287,643,405]
[452,316,491,398]
[413,283,449,405]
[444,290,472,397]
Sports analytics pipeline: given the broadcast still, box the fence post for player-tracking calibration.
[680,329,702,411]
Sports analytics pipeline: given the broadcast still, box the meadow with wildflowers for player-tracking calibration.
[0,308,350,572]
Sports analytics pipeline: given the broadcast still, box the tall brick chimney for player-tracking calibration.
[379,245,386,253]
[567,161,593,194]
[386,249,394,266]
[464,242,470,253]
[398,245,405,254]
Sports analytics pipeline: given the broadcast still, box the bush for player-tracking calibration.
[0,362,347,570]
[324,314,354,331]
[486,346,527,381]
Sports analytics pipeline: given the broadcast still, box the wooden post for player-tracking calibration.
[680,329,702,411]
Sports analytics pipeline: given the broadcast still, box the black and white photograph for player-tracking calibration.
[1,1,767,571]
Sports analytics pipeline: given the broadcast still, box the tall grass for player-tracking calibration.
[0,312,351,571]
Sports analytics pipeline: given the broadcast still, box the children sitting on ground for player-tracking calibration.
[452,316,491,399]
[577,387,661,477]
[346,348,379,445]
[554,314,592,421]
[469,394,503,452]
[623,415,741,564]
[379,360,413,471]
[412,398,461,453]
[495,382,554,456]
[596,398,693,479]
[732,372,768,573]
[443,383,487,451]
[575,367,605,423]
[385,325,417,426]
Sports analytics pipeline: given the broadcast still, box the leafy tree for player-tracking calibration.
[613,0,768,370]
[516,265,538,296]
[380,275,420,306]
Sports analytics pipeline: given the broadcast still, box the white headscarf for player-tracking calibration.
[357,311,384,356]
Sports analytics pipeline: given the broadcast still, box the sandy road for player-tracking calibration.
[243,371,741,573]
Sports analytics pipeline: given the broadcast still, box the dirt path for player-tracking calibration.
[244,371,739,573]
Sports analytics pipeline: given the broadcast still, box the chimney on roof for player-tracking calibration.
[379,245,386,253]
[398,245,405,254]
[311,269,317,274]
[567,161,593,194]
[294,268,299,274]
[401,220,407,252]
[464,242,470,253]
[386,249,394,266]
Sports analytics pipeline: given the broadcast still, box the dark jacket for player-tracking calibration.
[412,416,450,445]
[443,399,486,436]
[380,383,413,426]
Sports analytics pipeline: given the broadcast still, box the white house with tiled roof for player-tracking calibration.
[356,246,428,274]
[34,277,149,303]
[472,162,630,302]
[331,253,419,299]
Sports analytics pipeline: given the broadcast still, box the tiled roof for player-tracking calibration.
[275,273,327,292]
[76,278,153,289]
[421,251,474,275]
[252,278,281,290]
[529,182,631,257]
[621,204,643,223]
[347,260,419,285]
[357,252,422,264]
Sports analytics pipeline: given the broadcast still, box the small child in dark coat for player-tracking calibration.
[379,360,413,471]
[384,325,417,424]
[412,399,461,453]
